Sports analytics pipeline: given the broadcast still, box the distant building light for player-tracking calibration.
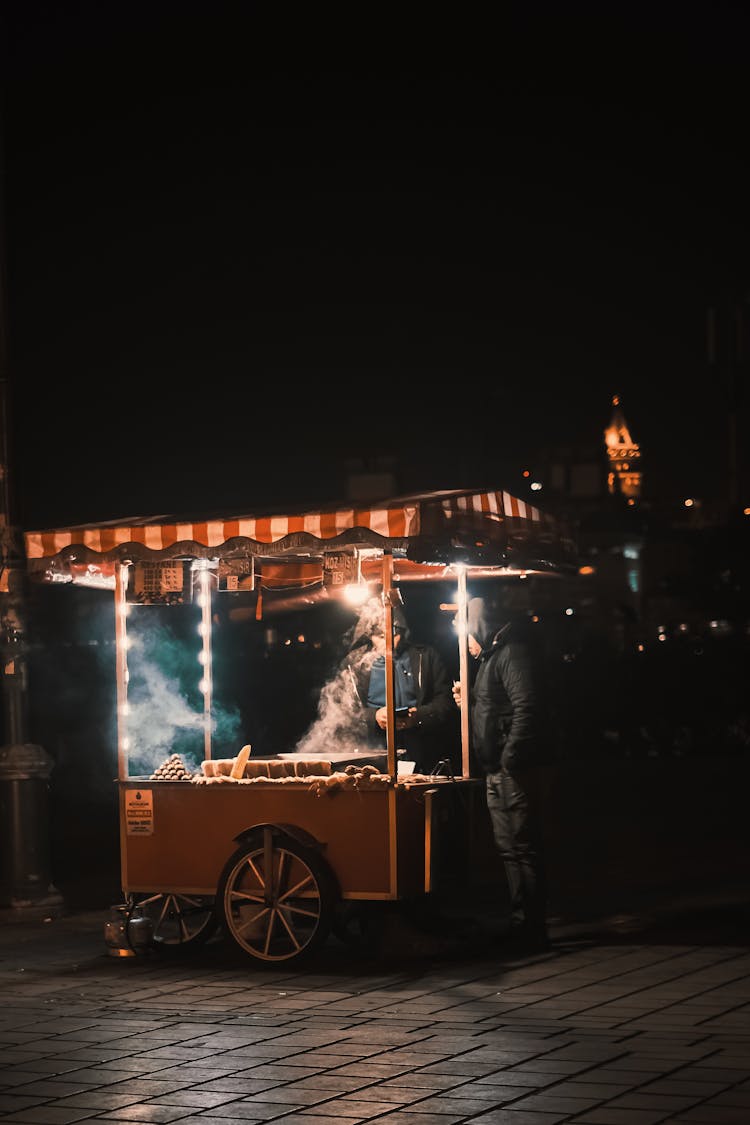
[684,498,694,508]
[578,565,595,576]
[744,507,750,517]
[637,643,645,652]
[564,607,574,616]
[522,469,530,478]
[530,481,542,491]
[658,633,667,642]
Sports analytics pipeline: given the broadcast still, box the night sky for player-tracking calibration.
[2,3,748,530]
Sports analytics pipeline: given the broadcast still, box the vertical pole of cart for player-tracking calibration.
[381,551,397,777]
[114,563,130,781]
[195,563,213,761]
[382,552,399,897]
[456,565,471,779]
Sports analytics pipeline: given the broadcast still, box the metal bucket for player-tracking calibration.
[103,903,154,957]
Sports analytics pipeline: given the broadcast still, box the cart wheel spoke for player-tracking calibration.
[158,894,177,931]
[133,892,218,951]
[218,834,337,964]
[274,908,303,950]
[236,904,271,939]
[279,900,321,921]
[230,890,266,906]
[278,873,316,902]
[245,855,266,889]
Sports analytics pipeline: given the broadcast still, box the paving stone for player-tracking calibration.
[0,904,747,1125]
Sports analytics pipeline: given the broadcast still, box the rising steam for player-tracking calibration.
[126,614,241,774]
[295,597,384,756]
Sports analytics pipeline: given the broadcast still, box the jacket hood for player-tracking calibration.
[466,595,508,649]
[347,599,411,652]
[391,605,411,643]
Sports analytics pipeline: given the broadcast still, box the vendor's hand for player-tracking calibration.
[397,707,417,730]
[375,707,417,730]
[451,680,462,707]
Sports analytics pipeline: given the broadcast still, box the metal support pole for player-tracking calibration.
[455,566,471,778]
[0,742,61,913]
[0,136,63,920]
[381,552,396,776]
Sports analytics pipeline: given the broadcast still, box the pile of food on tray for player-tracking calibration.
[147,744,443,793]
[149,753,194,780]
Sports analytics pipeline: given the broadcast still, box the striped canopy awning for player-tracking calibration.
[24,487,576,581]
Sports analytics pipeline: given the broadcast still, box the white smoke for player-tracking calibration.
[295,597,384,756]
[126,658,206,769]
[125,623,240,775]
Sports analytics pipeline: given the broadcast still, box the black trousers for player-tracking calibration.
[485,766,548,936]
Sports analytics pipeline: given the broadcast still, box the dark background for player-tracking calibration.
[2,2,749,529]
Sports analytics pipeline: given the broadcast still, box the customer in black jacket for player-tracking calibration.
[452,590,551,952]
[347,603,457,775]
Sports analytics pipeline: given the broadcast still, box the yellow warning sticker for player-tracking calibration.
[125,788,154,835]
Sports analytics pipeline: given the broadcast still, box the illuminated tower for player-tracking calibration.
[604,394,642,504]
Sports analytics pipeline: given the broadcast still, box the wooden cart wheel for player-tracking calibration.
[133,892,218,950]
[217,831,336,964]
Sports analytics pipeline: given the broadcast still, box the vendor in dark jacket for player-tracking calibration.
[452,591,551,953]
[346,605,456,775]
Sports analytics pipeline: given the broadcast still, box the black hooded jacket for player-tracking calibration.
[467,595,546,774]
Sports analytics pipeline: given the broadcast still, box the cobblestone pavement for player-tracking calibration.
[1,896,749,1125]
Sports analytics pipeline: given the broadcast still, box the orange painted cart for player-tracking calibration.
[25,487,575,964]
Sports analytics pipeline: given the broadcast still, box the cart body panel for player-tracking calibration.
[119,777,484,902]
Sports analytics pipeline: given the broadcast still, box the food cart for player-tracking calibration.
[25,487,576,964]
